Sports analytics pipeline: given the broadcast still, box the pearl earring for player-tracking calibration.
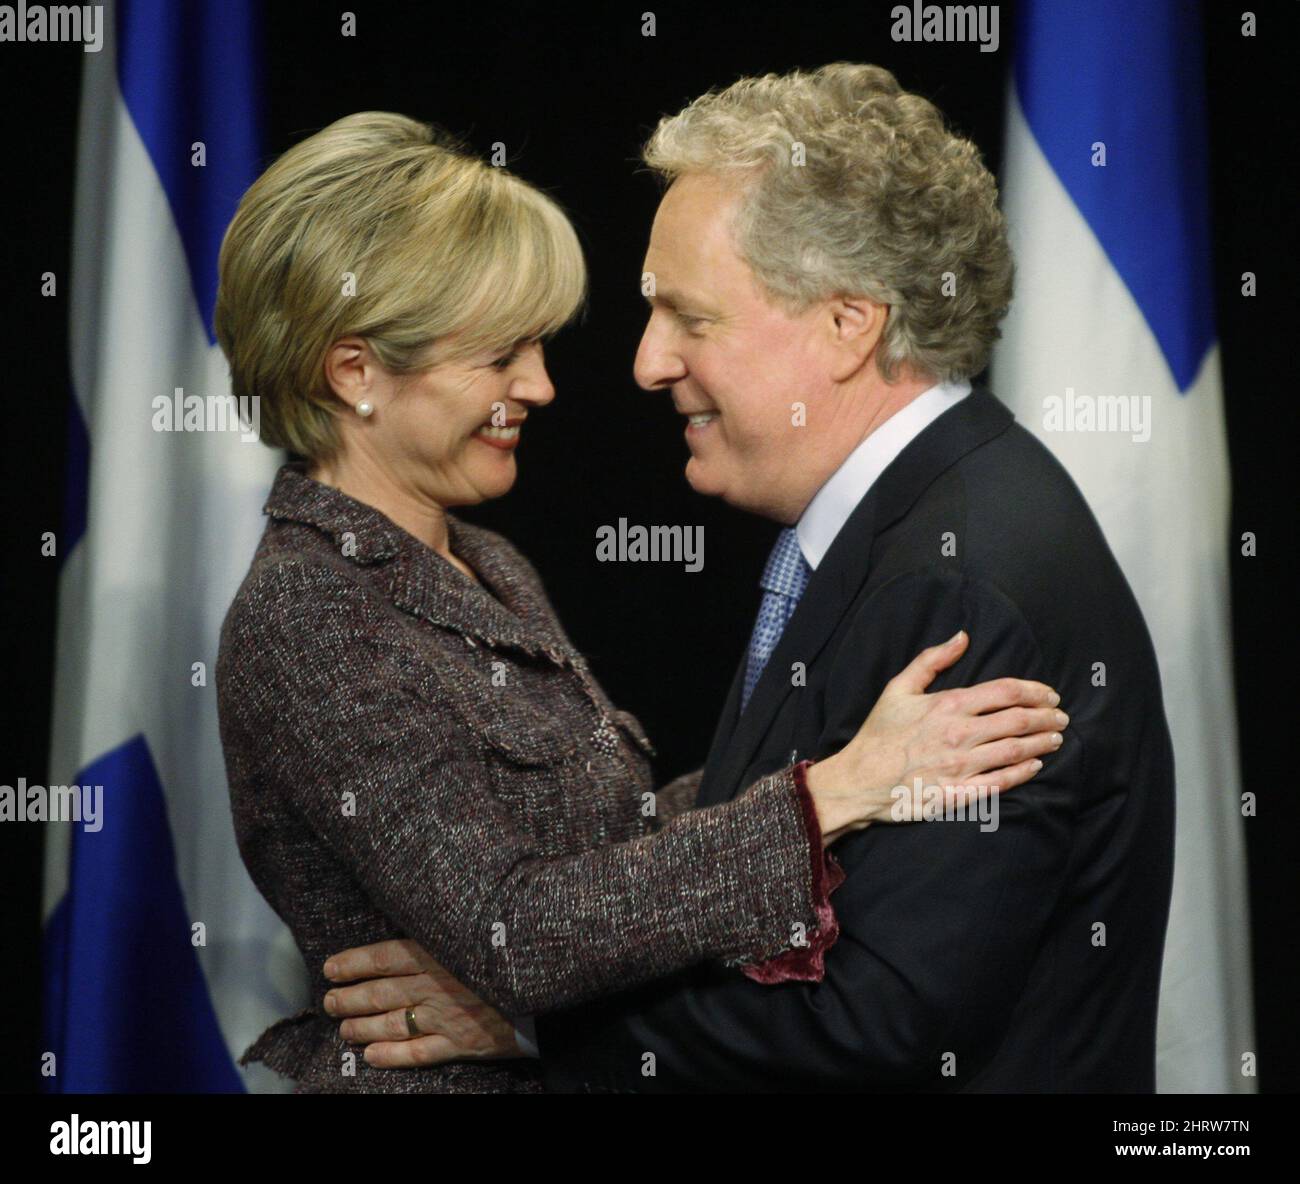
[355,400,374,418]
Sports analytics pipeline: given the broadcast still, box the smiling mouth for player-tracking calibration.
[684,411,719,432]
[474,418,523,449]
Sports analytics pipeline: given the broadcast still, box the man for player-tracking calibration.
[323,63,1175,1091]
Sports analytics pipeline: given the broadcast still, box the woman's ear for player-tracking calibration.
[323,336,376,411]
[827,295,888,382]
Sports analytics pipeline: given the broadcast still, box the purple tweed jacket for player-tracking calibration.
[216,463,837,1093]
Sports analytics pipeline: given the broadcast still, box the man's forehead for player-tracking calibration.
[644,181,741,302]
[642,238,706,306]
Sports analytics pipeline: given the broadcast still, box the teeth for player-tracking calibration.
[688,413,718,426]
[478,424,520,439]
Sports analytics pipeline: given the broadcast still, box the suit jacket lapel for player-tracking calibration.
[262,465,576,667]
[701,502,880,806]
[390,516,578,665]
[695,649,748,807]
[702,387,1014,805]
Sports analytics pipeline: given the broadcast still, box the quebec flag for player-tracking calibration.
[993,0,1254,1092]
[43,1,307,1091]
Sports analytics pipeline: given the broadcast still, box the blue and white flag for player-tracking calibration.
[43,0,306,1092]
[993,0,1254,1092]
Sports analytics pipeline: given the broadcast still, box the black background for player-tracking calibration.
[1,0,1295,1095]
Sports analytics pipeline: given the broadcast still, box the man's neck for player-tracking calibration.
[778,368,938,524]
[855,371,939,443]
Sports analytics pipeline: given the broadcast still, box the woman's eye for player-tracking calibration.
[491,352,519,371]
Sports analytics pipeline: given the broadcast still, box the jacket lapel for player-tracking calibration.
[701,387,1014,805]
[264,462,575,666]
[694,649,749,807]
[388,517,582,667]
[699,507,880,807]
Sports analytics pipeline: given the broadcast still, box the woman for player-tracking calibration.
[214,112,1066,1093]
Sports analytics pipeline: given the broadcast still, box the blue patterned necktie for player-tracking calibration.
[741,527,812,712]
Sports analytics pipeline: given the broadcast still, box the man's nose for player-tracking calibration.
[633,314,687,392]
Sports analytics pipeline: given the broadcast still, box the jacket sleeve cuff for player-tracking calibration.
[740,760,846,985]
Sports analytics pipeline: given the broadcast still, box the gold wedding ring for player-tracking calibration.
[405,1007,420,1038]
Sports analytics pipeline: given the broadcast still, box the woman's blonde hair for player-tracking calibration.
[215,112,587,459]
[642,63,1013,383]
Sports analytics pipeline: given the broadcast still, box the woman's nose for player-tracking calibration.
[515,346,556,406]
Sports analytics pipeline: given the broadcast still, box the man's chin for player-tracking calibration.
[686,458,760,514]
[683,456,722,498]
[685,458,789,521]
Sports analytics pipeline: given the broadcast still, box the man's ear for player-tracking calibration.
[826,294,888,382]
[323,336,377,411]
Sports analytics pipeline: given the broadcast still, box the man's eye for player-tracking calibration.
[676,313,708,331]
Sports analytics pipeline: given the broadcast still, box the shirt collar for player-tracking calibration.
[796,379,972,570]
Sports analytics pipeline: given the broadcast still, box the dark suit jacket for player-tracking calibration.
[216,463,833,1093]
[536,387,1176,1092]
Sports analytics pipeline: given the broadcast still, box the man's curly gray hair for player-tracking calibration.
[642,62,1014,383]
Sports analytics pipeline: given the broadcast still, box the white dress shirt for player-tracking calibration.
[795,379,972,570]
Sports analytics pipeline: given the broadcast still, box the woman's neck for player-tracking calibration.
[306,453,475,579]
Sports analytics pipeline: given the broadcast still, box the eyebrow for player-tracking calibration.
[644,286,711,312]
